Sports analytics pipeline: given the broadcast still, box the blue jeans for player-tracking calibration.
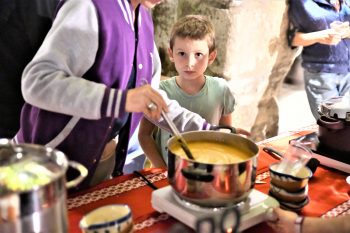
[304,70,350,119]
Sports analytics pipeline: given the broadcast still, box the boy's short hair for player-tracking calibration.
[169,15,216,53]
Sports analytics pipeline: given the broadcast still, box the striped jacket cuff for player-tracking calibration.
[101,88,127,118]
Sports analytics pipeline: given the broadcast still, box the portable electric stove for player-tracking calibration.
[151,186,279,232]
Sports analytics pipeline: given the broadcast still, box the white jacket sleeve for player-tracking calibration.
[21,0,105,120]
[151,90,212,132]
[151,43,161,88]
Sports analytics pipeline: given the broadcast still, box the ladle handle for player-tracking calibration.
[0,138,18,165]
[161,111,182,138]
[161,111,195,160]
[263,147,283,160]
[317,115,344,130]
[210,125,236,134]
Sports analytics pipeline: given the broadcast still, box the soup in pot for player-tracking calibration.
[169,140,252,164]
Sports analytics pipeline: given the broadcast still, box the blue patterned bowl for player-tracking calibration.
[80,204,133,233]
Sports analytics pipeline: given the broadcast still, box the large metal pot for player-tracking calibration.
[167,131,259,207]
[0,139,88,233]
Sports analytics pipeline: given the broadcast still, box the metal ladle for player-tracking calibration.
[161,111,195,160]
[147,102,194,160]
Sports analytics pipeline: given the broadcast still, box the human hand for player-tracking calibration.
[265,207,298,233]
[330,21,350,38]
[125,84,168,121]
[236,128,251,137]
[317,29,342,45]
[341,29,350,39]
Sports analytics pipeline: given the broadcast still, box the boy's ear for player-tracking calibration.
[208,50,217,65]
[167,48,175,62]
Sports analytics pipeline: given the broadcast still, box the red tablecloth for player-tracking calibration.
[68,126,350,233]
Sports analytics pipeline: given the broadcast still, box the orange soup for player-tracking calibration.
[169,140,252,164]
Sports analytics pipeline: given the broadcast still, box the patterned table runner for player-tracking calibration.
[68,126,350,233]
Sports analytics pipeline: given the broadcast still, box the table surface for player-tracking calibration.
[67,125,350,233]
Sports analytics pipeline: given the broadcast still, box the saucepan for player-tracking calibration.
[0,138,88,233]
[167,131,259,207]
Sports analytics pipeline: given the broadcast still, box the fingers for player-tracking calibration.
[146,100,162,121]
[329,36,342,45]
[148,87,168,112]
[125,85,167,121]
[274,207,298,220]
[143,86,167,121]
[326,32,341,44]
[265,207,295,233]
[318,29,341,45]
[236,128,251,137]
[265,207,279,222]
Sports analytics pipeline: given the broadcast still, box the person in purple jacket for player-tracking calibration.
[14,0,211,191]
[288,0,350,119]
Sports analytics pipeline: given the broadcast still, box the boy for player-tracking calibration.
[138,15,249,168]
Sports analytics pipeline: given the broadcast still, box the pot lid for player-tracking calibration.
[0,139,67,195]
[319,96,350,121]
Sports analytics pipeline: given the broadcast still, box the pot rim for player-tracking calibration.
[80,204,132,230]
[269,162,312,181]
[167,130,259,165]
[0,140,69,195]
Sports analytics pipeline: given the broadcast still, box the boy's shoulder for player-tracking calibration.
[206,75,226,81]
[159,76,176,90]
[206,75,229,87]
[160,76,176,84]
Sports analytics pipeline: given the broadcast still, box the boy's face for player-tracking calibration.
[168,36,216,81]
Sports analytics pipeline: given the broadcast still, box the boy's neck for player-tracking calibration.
[175,75,206,95]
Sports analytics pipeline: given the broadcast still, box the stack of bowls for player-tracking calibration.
[269,163,312,211]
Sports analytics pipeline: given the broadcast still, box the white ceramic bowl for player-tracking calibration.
[80,204,133,233]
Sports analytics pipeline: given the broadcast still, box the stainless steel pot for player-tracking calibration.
[167,131,259,207]
[0,139,88,233]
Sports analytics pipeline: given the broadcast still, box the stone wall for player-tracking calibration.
[152,0,299,141]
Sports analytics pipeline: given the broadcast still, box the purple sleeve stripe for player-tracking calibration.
[203,122,211,130]
[101,87,111,117]
[116,90,127,118]
[112,90,127,118]
[110,89,118,117]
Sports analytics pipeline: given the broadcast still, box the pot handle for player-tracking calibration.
[66,161,88,189]
[181,167,214,182]
[0,138,17,164]
[209,125,236,134]
[262,147,283,160]
[317,115,344,130]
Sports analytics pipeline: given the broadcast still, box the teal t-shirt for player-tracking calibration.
[155,75,235,163]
